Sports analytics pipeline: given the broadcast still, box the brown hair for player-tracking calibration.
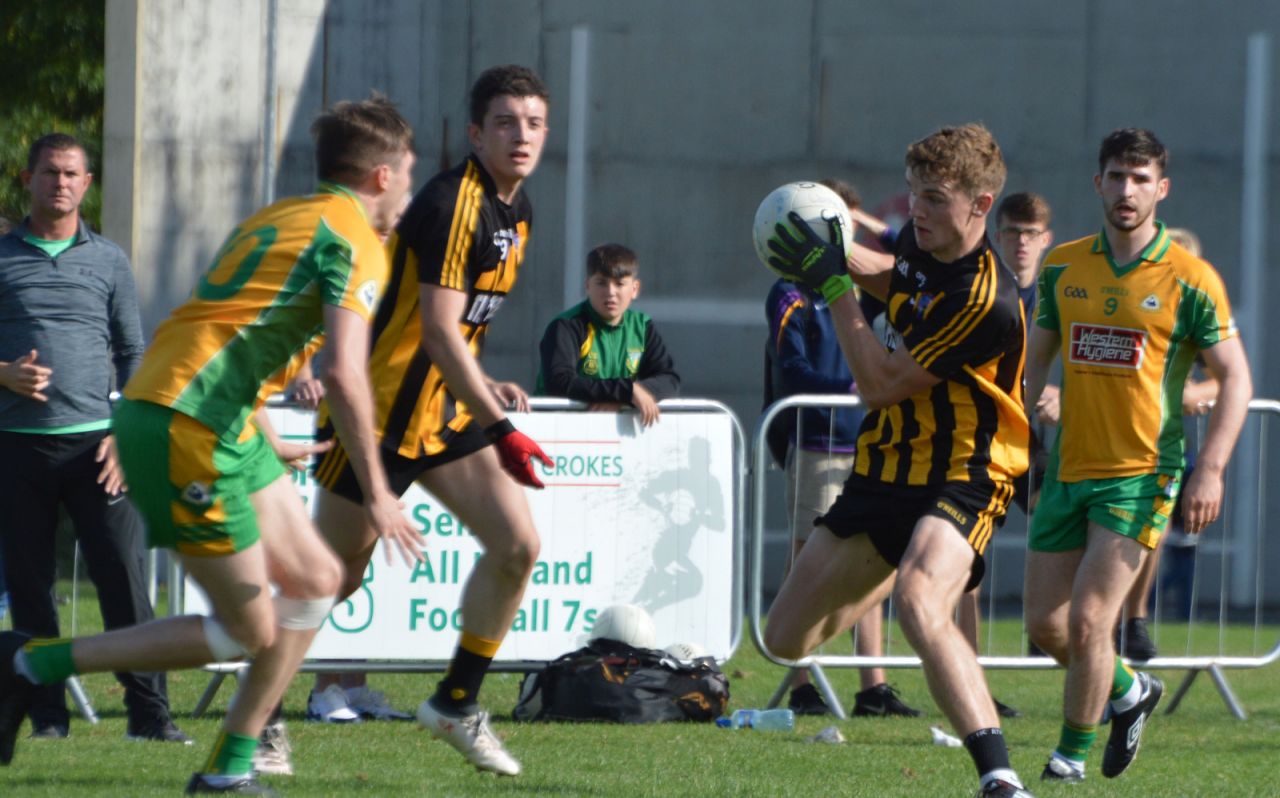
[311,94,414,184]
[996,192,1052,226]
[27,133,90,172]
[586,243,638,280]
[905,123,1006,198]
[819,178,862,211]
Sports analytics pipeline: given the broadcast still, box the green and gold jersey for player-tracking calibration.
[124,184,386,438]
[1036,223,1237,481]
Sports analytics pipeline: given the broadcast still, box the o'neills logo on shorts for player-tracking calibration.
[1068,323,1146,368]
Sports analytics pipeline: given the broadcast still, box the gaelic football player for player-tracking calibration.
[0,96,420,795]
[1025,128,1251,783]
[764,124,1034,798]
[309,64,550,776]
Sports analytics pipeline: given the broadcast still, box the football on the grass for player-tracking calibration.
[590,604,657,648]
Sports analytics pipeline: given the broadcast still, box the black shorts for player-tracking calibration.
[313,421,489,503]
[815,475,1015,591]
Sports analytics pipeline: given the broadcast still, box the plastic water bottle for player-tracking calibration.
[714,708,795,731]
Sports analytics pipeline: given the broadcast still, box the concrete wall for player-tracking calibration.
[104,0,1280,605]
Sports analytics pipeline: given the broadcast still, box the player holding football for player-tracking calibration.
[0,96,421,795]
[763,124,1035,798]
[1025,128,1251,784]
[308,64,550,776]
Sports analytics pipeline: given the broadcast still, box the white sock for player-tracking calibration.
[981,768,1022,788]
[13,649,39,685]
[1051,751,1086,775]
[199,774,252,787]
[1111,672,1145,713]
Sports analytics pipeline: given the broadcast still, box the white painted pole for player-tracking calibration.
[261,0,280,205]
[1230,32,1269,607]
[564,25,591,310]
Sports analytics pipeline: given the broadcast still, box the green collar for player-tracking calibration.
[1092,221,1171,277]
[317,181,369,224]
[583,300,623,329]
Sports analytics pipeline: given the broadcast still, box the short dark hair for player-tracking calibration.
[996,192,1052,226]
[1098,128,1167,175]
[469,65,549,126]
[586,243,638,280]
[820,178,862,211]
[27,133,90,172]
[311,94,414,184]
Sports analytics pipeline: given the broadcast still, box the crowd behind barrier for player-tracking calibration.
[750,395,1280,720]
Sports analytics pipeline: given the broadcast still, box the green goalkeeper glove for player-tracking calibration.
[766,211,855,303]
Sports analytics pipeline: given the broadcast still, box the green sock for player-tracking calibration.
[1055,719,1098,762]
[202,731,259,776]
[22,639,78,684]
[1110,657,1136,701]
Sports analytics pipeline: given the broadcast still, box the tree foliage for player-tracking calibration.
[0,0,105,228]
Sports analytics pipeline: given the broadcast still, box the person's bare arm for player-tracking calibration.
[1181,337,1252,533]
[825,291,939,409]
[321,305,423,564]
[419,284,552,486]
[1024,323,1062,422]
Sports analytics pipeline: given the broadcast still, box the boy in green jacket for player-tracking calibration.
[537,243,679,426]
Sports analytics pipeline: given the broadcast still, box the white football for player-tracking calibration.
[663,641,710,662]
[752,181,853,275]
[590,604,657,648]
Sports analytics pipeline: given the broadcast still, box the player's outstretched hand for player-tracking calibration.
[485,419,553,489]
[365,489,425,567]
[272,437,334,474]
[766,211,854,303]
[1180,465,1224,535]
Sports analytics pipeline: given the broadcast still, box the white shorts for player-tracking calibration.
[784,446,854,543]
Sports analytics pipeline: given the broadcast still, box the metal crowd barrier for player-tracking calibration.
[750,395,1280,720]
[169,396,747,715]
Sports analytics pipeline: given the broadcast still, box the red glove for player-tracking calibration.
[484,419,553,488]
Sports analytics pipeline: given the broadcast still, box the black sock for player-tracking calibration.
[433,643,494,715]
[963,727,1011,777]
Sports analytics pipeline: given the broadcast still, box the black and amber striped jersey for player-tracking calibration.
[852,221,1029,487]
[320,155,532,457]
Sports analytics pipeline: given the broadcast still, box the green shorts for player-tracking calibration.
[113,398,285,556]
[1028,462,1179,552]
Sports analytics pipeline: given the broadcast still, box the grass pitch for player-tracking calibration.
[1,583,1277,796]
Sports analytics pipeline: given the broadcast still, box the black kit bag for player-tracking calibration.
[513,638,730,724]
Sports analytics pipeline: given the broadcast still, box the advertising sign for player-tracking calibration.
[184,407,737,661]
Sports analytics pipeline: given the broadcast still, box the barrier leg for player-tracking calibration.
[67,675,98,725]
[192,671,235,719]
[1205,664,1247,720]
[1163,669,1200,715]
[809,663,847,721]
[766,666,801,709]
[766,664,847,720]
[1163,666,1247,720]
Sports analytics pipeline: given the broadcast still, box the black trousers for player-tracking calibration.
[0,430,171,730]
